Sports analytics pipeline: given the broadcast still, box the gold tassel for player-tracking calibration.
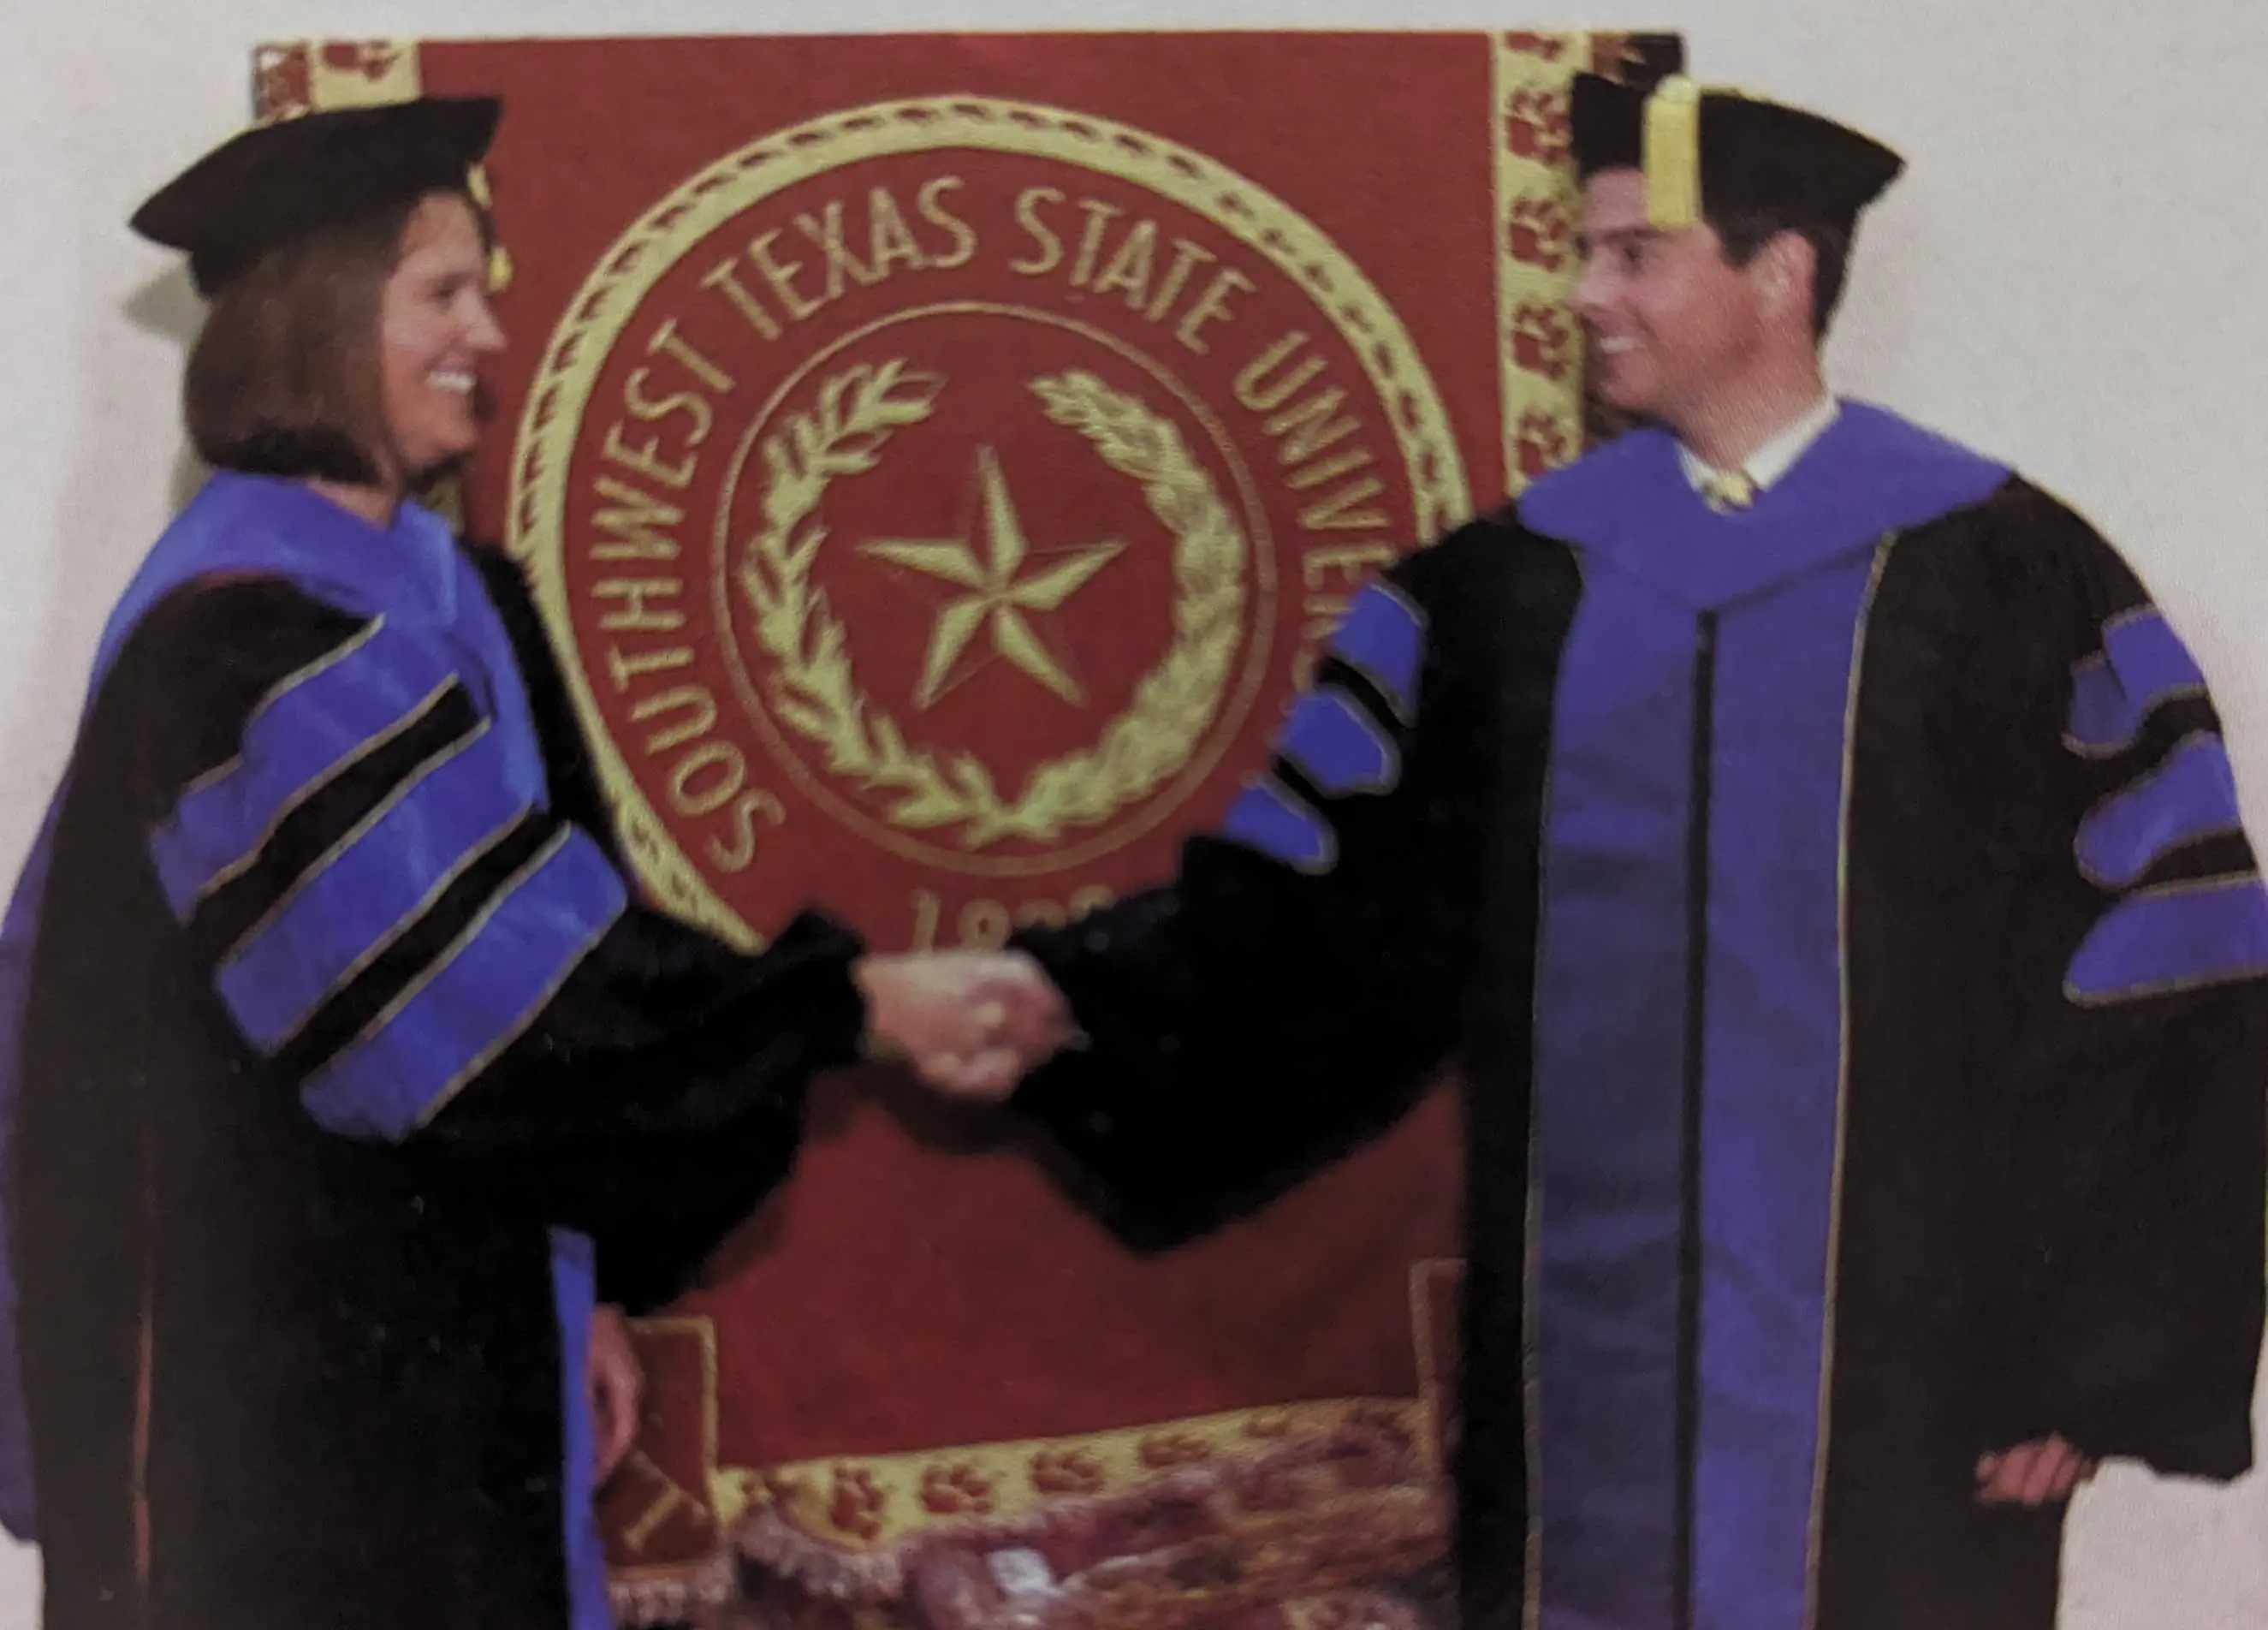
[1643,74,1702,230]
[465,163,514,294]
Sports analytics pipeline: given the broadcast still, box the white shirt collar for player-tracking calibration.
[1677,394,1841,498]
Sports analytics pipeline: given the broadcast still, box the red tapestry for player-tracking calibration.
[253,30,1680,1627]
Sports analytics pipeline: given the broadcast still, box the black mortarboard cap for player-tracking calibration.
[130,97,501,296]
[1569,73,1903,235]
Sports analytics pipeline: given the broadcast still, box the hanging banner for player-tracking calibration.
[254,29,1680,1627]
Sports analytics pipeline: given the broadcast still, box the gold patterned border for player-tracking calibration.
[620,1316,722,1538]
[597,1318,738,1626]
[1492,32,1590,497]
[253,39,423,122]
[600,1274,1458,1621]
[736,1395,1427,1552]
[614,1291,1455,1609]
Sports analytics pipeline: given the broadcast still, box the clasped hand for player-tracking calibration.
[855,950,1078,1101]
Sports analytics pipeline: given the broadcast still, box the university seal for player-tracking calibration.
[508,97,1469,950]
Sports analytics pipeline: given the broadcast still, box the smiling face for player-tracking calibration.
[1571,169,1775,434]
[375,192,504,486]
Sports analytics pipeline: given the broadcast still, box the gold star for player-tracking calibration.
[860,446,1124,710]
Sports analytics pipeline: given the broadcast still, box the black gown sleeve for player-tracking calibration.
[463,546,864,1303]
[1004,522,1524,1246]
[110,575,867,1310]
[1969,491,2267,1478]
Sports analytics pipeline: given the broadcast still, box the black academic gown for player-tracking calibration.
[12,473,864,1630]
[1008,404,2267,1630]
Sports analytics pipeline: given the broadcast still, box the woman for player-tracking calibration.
[0,96,1050,1629]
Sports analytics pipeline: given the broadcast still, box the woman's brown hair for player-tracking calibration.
[181,193,442,486]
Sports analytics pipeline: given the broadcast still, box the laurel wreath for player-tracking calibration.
[736,360,1246,848]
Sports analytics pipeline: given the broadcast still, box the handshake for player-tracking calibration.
[853,950,1084,1102]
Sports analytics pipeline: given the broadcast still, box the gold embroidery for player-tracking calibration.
[740,1396,1440,1564]
[1493,32,1592,494]
[737,360,1244,849]
[509,94,1469,949]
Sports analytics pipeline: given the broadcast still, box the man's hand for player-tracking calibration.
[1975,1435,2095,1507]
[855,949,1077,1101]
[588,1304,644,1488]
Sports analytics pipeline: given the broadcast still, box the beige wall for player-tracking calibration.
[1,0,2262,1621]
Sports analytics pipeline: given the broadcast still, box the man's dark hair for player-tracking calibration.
[1709,208,1852,341]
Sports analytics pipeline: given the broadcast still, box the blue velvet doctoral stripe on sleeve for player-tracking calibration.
[147,615,433,916]
[215,720,531,1054]
[1220,779,1336,873]
[2069,877,2268,1004]
[300,826,627,1139]
[2063,610,2207,758]
[2075,734,2247,889]
[142,598,632,1134]
[2062,606,2268,1002]
[1277,691,1398,795]
[1321,581,1424,720]
[1214,580,1425,875]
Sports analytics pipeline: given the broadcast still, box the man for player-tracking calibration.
[939,72,2268,1630]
